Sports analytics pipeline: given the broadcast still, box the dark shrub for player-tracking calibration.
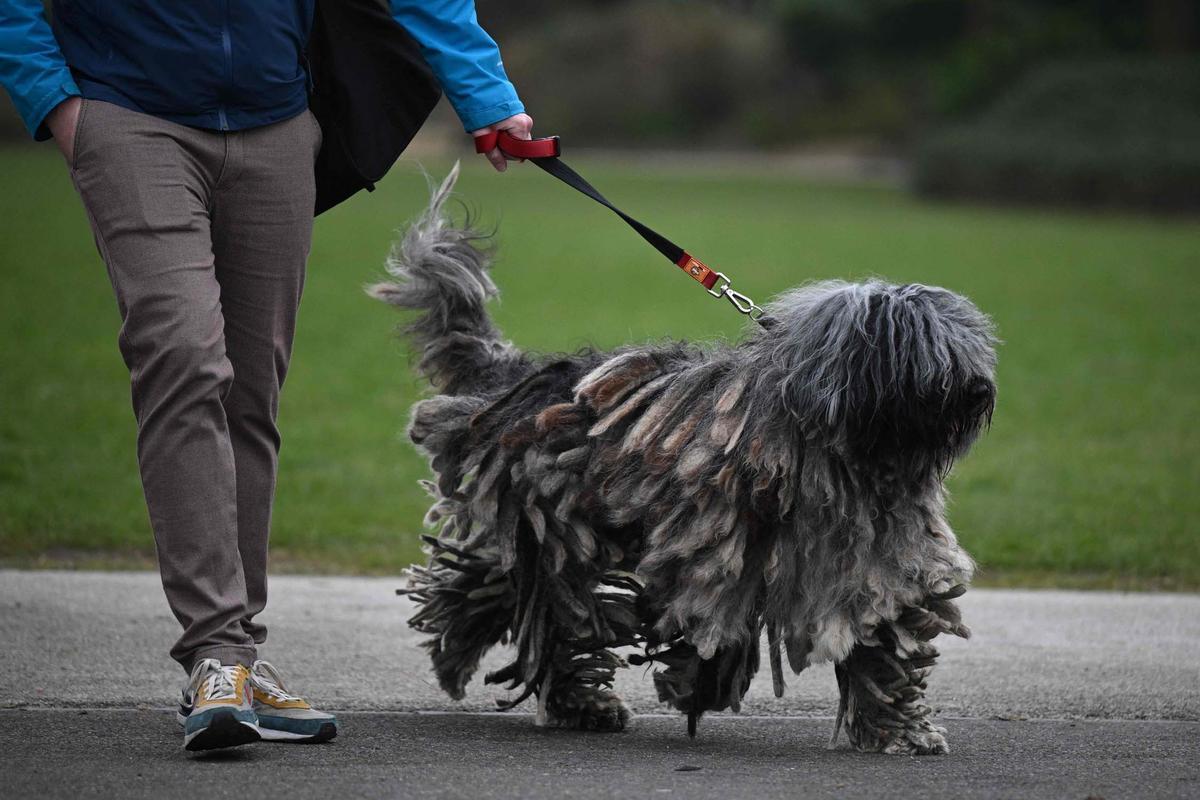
[501,1,801,148]
[915,58,1200,211]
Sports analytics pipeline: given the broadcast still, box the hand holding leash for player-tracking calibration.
[471,113,535,172]
[473,129,561,160]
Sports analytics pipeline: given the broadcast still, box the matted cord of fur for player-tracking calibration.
[371,165,998,754]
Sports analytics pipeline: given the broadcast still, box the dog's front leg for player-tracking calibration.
[833,636,948,755]
[833,588,968,755]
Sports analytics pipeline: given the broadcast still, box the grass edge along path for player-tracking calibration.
[1,149,1198,590]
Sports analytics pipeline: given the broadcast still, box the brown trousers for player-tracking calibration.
[69,100,321,672]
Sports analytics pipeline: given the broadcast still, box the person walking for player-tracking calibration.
[0,0,531,751]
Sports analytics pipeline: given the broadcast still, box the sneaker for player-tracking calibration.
[177,659,261,751]
[248,660,339,743]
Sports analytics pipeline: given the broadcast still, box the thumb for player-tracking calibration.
[484,147,507,172]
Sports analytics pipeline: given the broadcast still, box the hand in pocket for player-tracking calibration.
[46,96,83,165]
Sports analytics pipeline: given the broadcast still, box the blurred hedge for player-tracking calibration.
[914,59,1200,211]
[501,1,805,148]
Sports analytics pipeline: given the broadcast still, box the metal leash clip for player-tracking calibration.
[707,272,766,320]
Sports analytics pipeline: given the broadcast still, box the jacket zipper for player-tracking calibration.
[218,0,232,131]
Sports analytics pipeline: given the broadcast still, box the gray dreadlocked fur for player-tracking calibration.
[369,166,998,754]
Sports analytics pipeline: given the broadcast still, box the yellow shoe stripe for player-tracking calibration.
[252,689,311,710]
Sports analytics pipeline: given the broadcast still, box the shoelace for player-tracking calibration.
[188,658,243,703]
[251,660,305,702]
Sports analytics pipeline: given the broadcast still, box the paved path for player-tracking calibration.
[2,570,1198,798]
[4,711,1198,800]
[3,570,1198,719]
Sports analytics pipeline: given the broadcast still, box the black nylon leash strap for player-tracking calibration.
[530,157,686,266]
[476,131,770,326]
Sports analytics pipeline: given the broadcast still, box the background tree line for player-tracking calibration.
[2,1,1195,208]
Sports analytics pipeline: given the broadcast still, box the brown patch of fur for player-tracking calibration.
[536,403,588,433]
[579,354,663,411]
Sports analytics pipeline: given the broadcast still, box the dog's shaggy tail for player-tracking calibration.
[367,163,526,395]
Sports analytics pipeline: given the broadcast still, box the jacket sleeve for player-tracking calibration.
[0,0,80,140]
[389,0,524,132]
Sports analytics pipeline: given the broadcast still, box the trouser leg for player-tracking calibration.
[69,100,256,672]
[208,110,321,644]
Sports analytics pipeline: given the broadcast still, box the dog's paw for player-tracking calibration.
[858,722,949,756]
[883,726,949,756]
[844,719,945,758]
[542,695,632,732]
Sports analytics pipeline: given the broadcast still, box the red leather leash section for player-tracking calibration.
[472,130,766,323]
[676,253,721,291]
[474,131,561,159]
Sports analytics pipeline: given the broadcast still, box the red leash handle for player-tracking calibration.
[474,130,561,159]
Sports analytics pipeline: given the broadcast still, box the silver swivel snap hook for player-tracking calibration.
[707,273,765,320]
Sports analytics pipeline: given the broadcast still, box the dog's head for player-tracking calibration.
[752,280,997,480]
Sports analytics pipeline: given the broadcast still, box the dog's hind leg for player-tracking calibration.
[833,587,969,755]
[405,534,514,701]
[531,568,645,732]
[537,644,632,732]
[481,562,641,732]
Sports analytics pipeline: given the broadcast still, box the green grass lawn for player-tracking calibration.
[1,148,1197,588]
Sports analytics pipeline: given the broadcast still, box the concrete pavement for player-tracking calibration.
[3,570,1198,719]
[1,570,1198,799]
[4,711,1198,800]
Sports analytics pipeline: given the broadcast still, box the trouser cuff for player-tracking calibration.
[183,644,258,675]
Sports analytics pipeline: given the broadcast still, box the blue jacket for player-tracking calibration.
[0,0,524,140]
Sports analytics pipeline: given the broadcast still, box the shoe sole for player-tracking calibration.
[183,710,262,752]
[258,721,338,744]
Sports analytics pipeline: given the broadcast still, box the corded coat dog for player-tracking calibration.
[370,166,998,755]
